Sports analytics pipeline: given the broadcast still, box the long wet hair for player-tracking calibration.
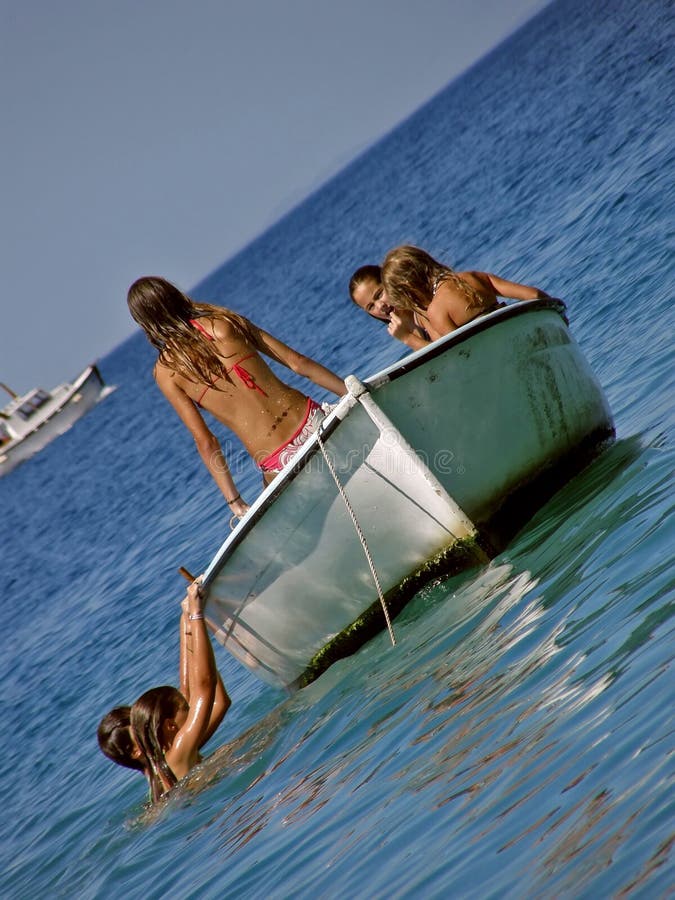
[97,706,146,772]
[130,686,189,803]
[381,245,485,314]
[127,276,266,388]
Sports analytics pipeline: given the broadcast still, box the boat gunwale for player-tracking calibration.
[364,297,567,386]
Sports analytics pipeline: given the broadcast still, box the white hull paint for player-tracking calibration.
[202,302,614,690]
[0,365,110,476]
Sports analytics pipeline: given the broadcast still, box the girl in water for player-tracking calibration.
[349,264,430,351]
[130,580,227,803]
[127,276,347,519]
[380,245,554,341]
[97,581,230,798]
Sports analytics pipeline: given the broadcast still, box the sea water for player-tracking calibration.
[1,0,673,896]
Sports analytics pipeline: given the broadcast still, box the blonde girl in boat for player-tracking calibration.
[97,581,230,790]
[380,245,555,341]
[348,264,431,351]
[128,276,347,519]
[130,580,229,803]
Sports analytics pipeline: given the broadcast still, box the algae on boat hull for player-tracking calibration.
[293,536,488,690]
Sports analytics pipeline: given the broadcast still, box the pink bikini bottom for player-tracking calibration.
[258,397,325,474]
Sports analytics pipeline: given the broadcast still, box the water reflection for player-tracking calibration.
[127,522,668,900]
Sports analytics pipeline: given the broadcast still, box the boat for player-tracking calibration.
[0,363,111,477]
[200,300,615,691]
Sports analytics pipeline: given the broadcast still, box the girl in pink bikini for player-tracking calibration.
[128,276,346,520]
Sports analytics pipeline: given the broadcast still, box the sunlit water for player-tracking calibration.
[2,0,673,896]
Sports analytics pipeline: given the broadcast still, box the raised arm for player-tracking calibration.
[154,363,248,518]
[179,611,190,698]
[166,583,217,779]
[179,606,231,746]
[202,671,231,744]
[257,330,347,397]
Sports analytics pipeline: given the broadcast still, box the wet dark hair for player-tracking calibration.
[131,686,189,803]
[97,706,145,773]
[348,264,382,303]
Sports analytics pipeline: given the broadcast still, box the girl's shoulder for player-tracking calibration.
[153,359,174,382]
[433,268,474,291]
[210,316,245,345]
[190,314,240,345]
[456,270,490,289]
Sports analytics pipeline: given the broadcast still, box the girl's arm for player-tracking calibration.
[167,583,217,778]
[387,310,430,350]
[477,272,553,301]
[180,607,231,745]
[201,672,231,745]
[257,330,347,397]
[154,364,249,518]
[179,612,190,699]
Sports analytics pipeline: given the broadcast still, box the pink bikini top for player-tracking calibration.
[190,318,268,405]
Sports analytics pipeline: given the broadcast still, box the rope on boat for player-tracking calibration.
[315,427,396,647]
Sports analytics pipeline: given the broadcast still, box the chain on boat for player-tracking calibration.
[315,427,396,647]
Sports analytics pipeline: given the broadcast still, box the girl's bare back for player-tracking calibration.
[157,320,311,460]
[426,271,501,338]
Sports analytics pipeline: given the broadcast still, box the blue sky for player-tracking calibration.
[1,0,548,391]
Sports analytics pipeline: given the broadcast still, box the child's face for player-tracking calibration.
[352,277,393,322]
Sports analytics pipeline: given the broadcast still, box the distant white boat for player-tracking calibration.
[0,364,112,477]
[201,300,615,691]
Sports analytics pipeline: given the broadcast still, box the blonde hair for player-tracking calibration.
[381,245,485,313]
[127,276,265,388]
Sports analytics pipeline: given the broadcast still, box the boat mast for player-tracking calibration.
[0,383,18,400]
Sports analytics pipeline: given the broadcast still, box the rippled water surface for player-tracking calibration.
[2,0,673,896]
